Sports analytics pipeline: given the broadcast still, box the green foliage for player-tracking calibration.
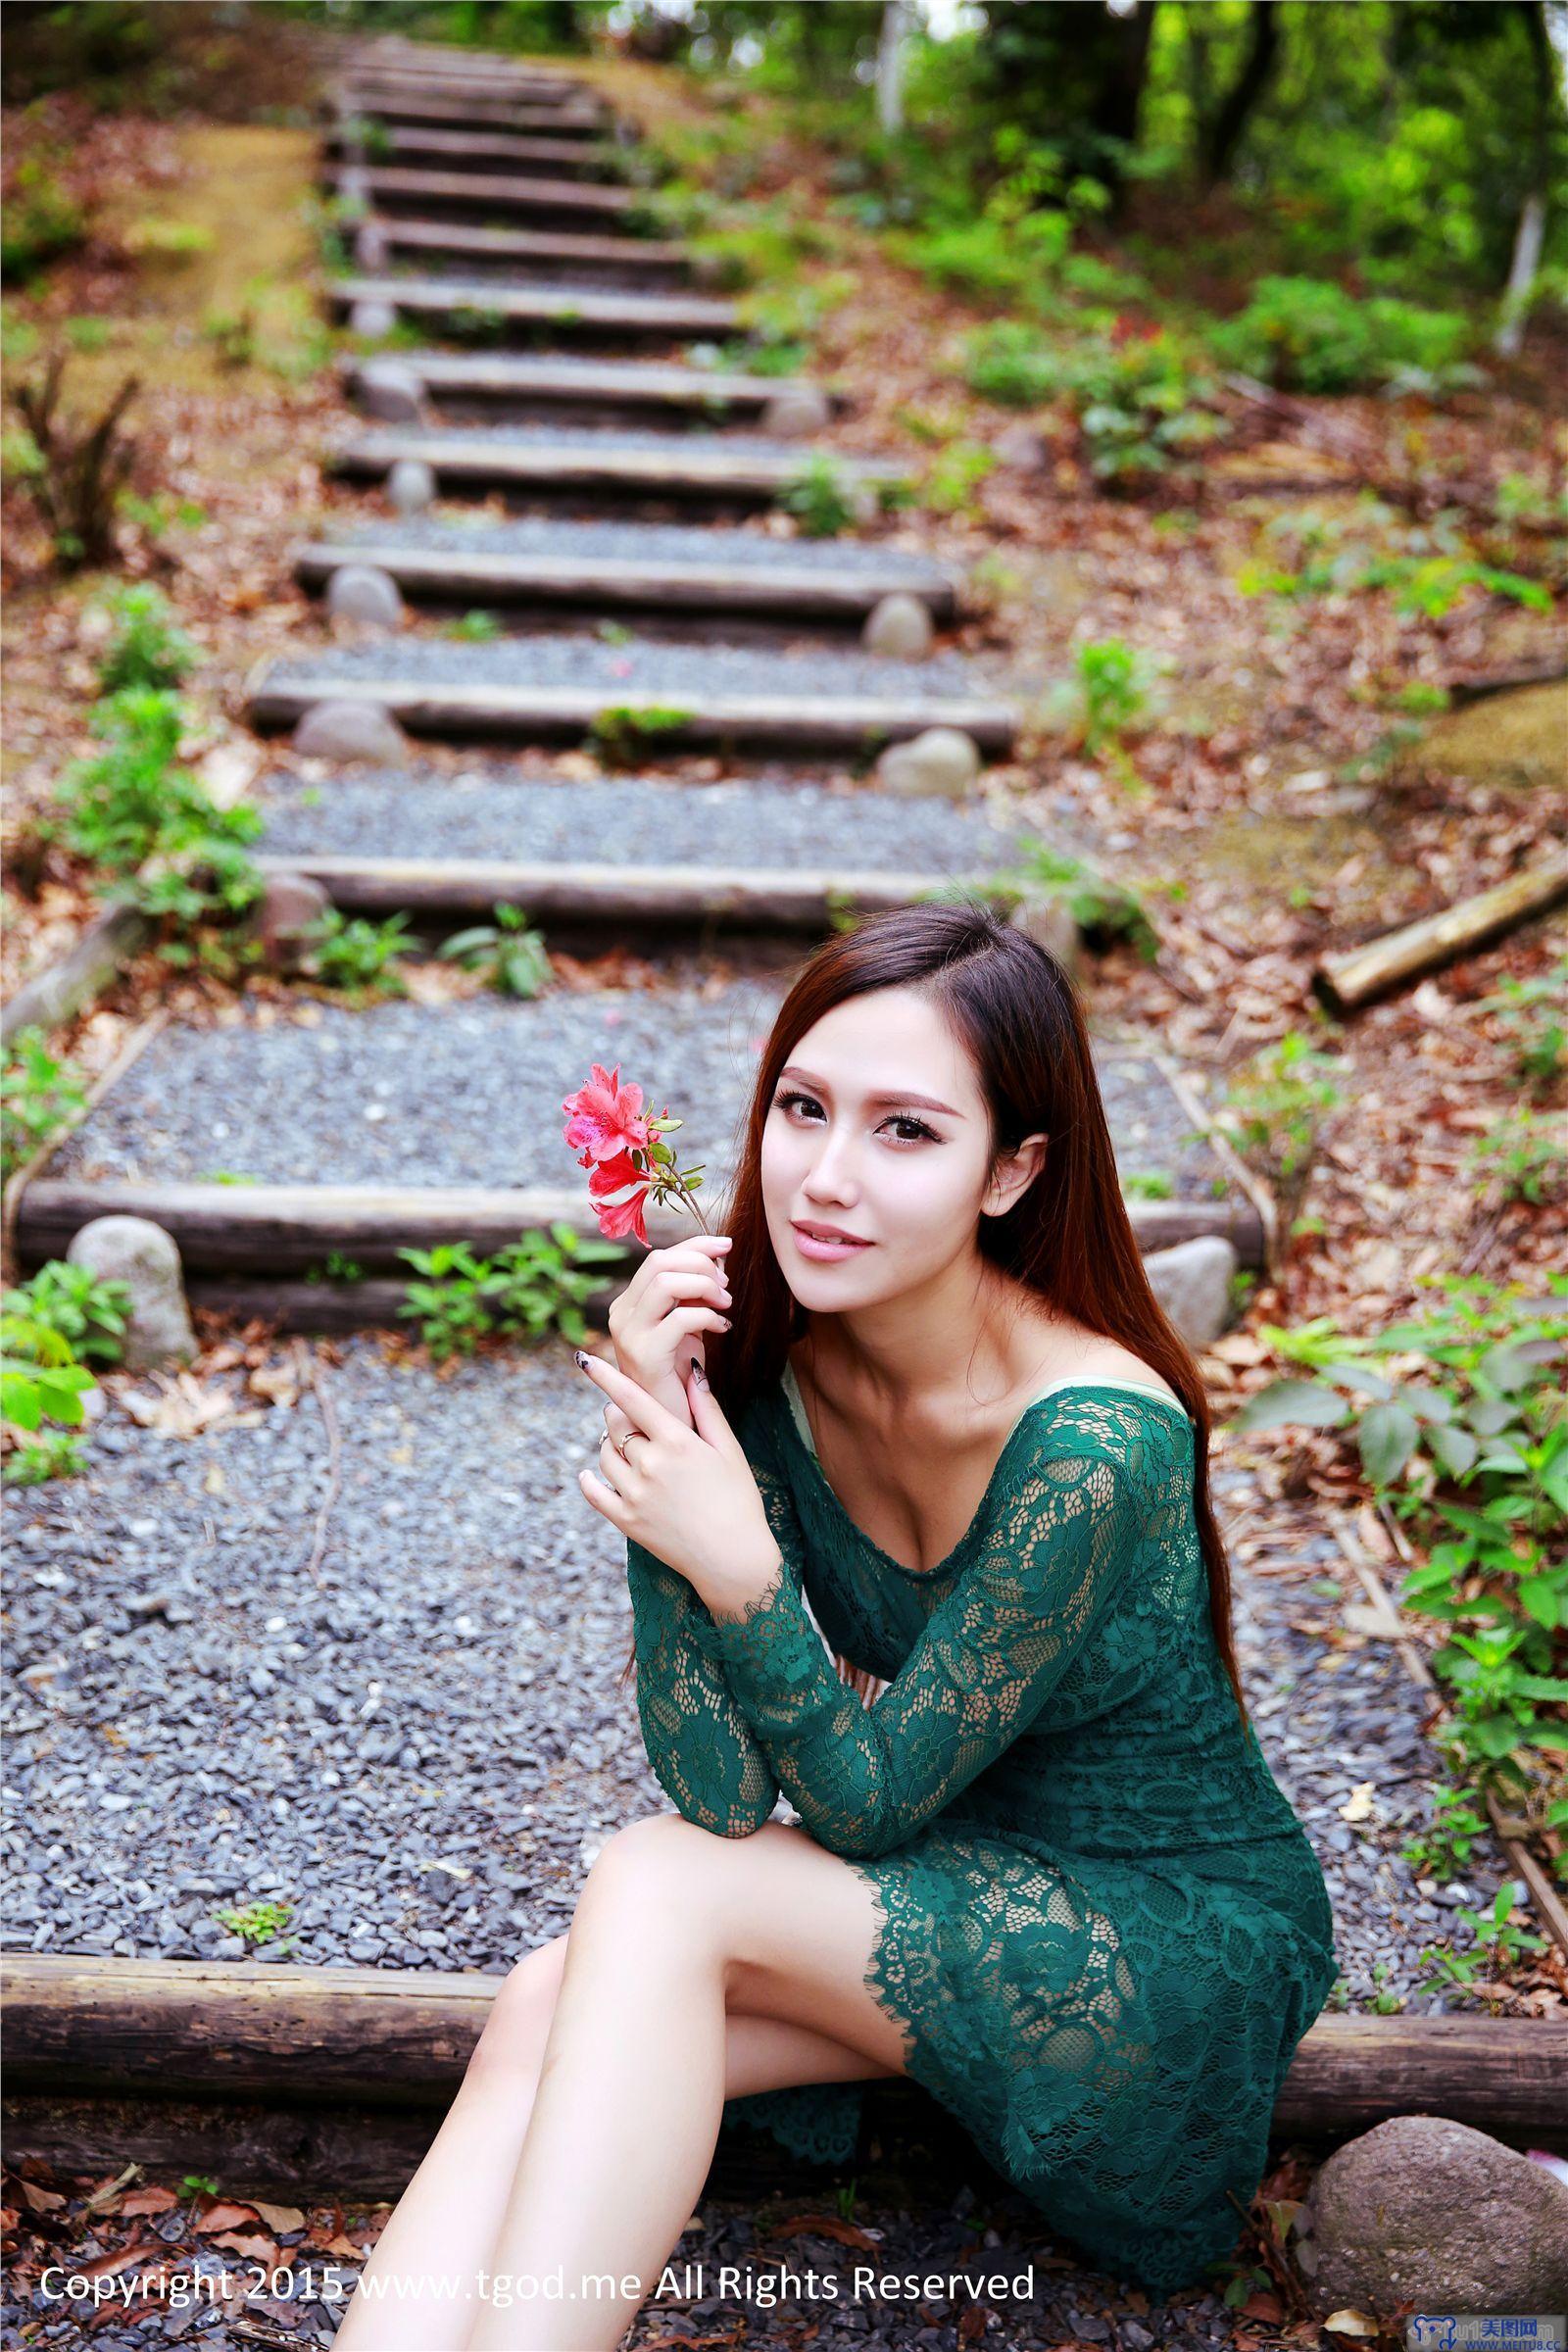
[397,1225,622,1360]
[1210,275,1474,395]
[1237,498,1554,618]
[439,906,554,999]
[1004,839,1161,962]
[1216,1030,1342,1189]
[1414,1882,1545,1995]
[0,1307,96,1484]
[1,156,86,286]
[2,1030,87,1183]
[94,583,199,693]
[299,908,415,995]
[1401,1781,1490,1885]
[962,320,1068,408]
[2,1261,131,1366]
[1039,639,1171,769]
[445,610,502,641]
[965,322,1223,484]
[1476,959,1568,1092]
[1466,1112,1566,1208]
[215,1896,297,1955]
[781,452,858,537]
[1235,1274,1568,1809]
[919,439,995,518]
[588,705,693,763]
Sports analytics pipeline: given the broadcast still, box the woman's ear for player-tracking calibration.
[982,1130,1048,1220]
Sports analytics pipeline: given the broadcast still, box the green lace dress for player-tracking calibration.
[623,1368,1340,2297]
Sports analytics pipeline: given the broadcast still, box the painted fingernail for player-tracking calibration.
[574,1349,589,1370]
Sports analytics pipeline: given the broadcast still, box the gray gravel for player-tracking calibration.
[41,984,1234,1204]
[305,514,954,586]
[256,767,1022,871]
[260,632,991,703]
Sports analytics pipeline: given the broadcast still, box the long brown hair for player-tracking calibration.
[616,901,1249,1728]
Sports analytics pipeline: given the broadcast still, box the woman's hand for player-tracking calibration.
[604,1231,732,1437]
[576,1348,781,1614]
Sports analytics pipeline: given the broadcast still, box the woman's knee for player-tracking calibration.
[576,1812,736,1948]
[468,1933,568,2079]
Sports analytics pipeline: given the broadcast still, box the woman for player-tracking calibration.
[335,903,1339,2351]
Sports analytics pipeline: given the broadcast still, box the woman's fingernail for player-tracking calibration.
[574,1349,589,1370]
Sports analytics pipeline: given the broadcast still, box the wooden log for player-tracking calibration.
[325,428,899,499]
[331,87,609,134]
[326,273,736,337]
[321,164,638,220]
[245,672,1015,755]
[292,540,956,623]
[357,219,688,277]
[1315,854,1568,1013]
[255,854,978,922]
[343,350,830,417]
[324,123,611,175]
[1445,658,1568,705]
[5,1956,1563,2147]
[0,903,149,1049]
[17,1178,1261,1276]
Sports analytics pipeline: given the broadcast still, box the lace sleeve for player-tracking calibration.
[710,1423,1143,1862]
[625,1536,782,1838]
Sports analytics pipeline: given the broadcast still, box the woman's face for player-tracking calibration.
[759,984,1042,1311]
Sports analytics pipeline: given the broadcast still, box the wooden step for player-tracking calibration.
[350,219,689,281]
[324,425,900,505]
[326,273,737,341]
[343,350,830,423]
[343,48,593,95]
[246,637,1013,755]
[332,86,609,134]
[326,122,613,177]
[292,519,957,623]
[322,164,639,221]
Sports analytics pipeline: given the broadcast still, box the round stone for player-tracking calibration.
[760,386,831,440]
[350,299,398,340]
[291,700,410,767]
[354,221,390,271]
[357,360,426,425]
[387,458,436,515]
[862,592,934,662]
[325,564,406,632]
[875,726,982,801]
[65,1216,195,1372]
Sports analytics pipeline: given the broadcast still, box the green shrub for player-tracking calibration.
[962,321,1070,408]
[300,908,415,994]
[95,583,199,693]
[398,1226,623,1360]
[0,158,86,285]
[2,1260,131,1365]
[1209,276,1472,395]
[439,906,553,999]
[1,1030,87,1183]
[0,1307,96,1483]
[782,453,859,537]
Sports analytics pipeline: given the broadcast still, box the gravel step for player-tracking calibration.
[21,985,1259,1277]
[346,218,690,284]
[295,515,958,623]
[328,271,737,342]
[322,163,640,222]
[325,421,903,507]
[342,348,832,425]
[331,85,611,134]
[327,124,612,176]
[246,632,1016,755]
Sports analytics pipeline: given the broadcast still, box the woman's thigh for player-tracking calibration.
[576,1813,912,2080]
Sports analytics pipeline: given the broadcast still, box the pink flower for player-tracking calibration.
[563,1059,710,1240]
[563,1063,651,1167]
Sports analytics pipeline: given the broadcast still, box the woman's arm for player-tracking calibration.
[624,1534,782,1838]
[708,1413,1145,1862]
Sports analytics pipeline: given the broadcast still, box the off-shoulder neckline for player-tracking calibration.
[775,1360,1192,1583]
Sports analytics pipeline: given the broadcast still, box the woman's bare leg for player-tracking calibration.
[464,1815,908,2352]
[331,1859,901,2352]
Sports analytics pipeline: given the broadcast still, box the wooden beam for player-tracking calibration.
[325,429,899,499]
[331,87,609,134]
[344,351,829,416]
[245,671,1015,755]
[359,219,687,276]
[254,853,981,921]
[1315,855,1568,1013]
[16,1177,1260,1275]
[0,903,149,1048]
[291,539,956,621]
[5,1956,1562,2146]
[321,164,637,220]
[326,273,736,337]
[324,124,611,175]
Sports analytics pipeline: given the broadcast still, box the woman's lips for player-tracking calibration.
[791,1224,873,1262]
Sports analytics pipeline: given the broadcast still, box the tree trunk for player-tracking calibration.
[876,0,908,137]
[1202,0,1280,185]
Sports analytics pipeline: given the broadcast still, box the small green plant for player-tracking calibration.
[215,1897,298,1955]
[588,705,693,763]
[962,320,1067,409]
[6,350,140,570]
[1238,498,1552,618]
[1041,640,1170,778]
[202,308,256,369]
[1476,959,1567,1091]
[2,1030,88,1182]
[397,1224,622,1360]
[781,453,859,539]
[1402,1782,1490,1884]
[920,440,995,518]
[118,490,207,543]
[301,907,415,994]
[0,1307,96,1484]
[1209,276,1473,396]
[2,1262,130,1365]
[1,157,86,285]
[1002,838,1160,961]
[1123,1170,1177,1200]
[445,610,502,641]
[95,583,199,693]
[1413,1883,1545,1996]
[439,906,553,999]
[1466,1112,1566,1207]
[1216,1030,1342,1189]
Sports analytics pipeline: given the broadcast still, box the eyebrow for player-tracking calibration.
[777,1064,966,1118]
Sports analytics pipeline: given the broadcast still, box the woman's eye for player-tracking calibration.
[771,1091,937,1145]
